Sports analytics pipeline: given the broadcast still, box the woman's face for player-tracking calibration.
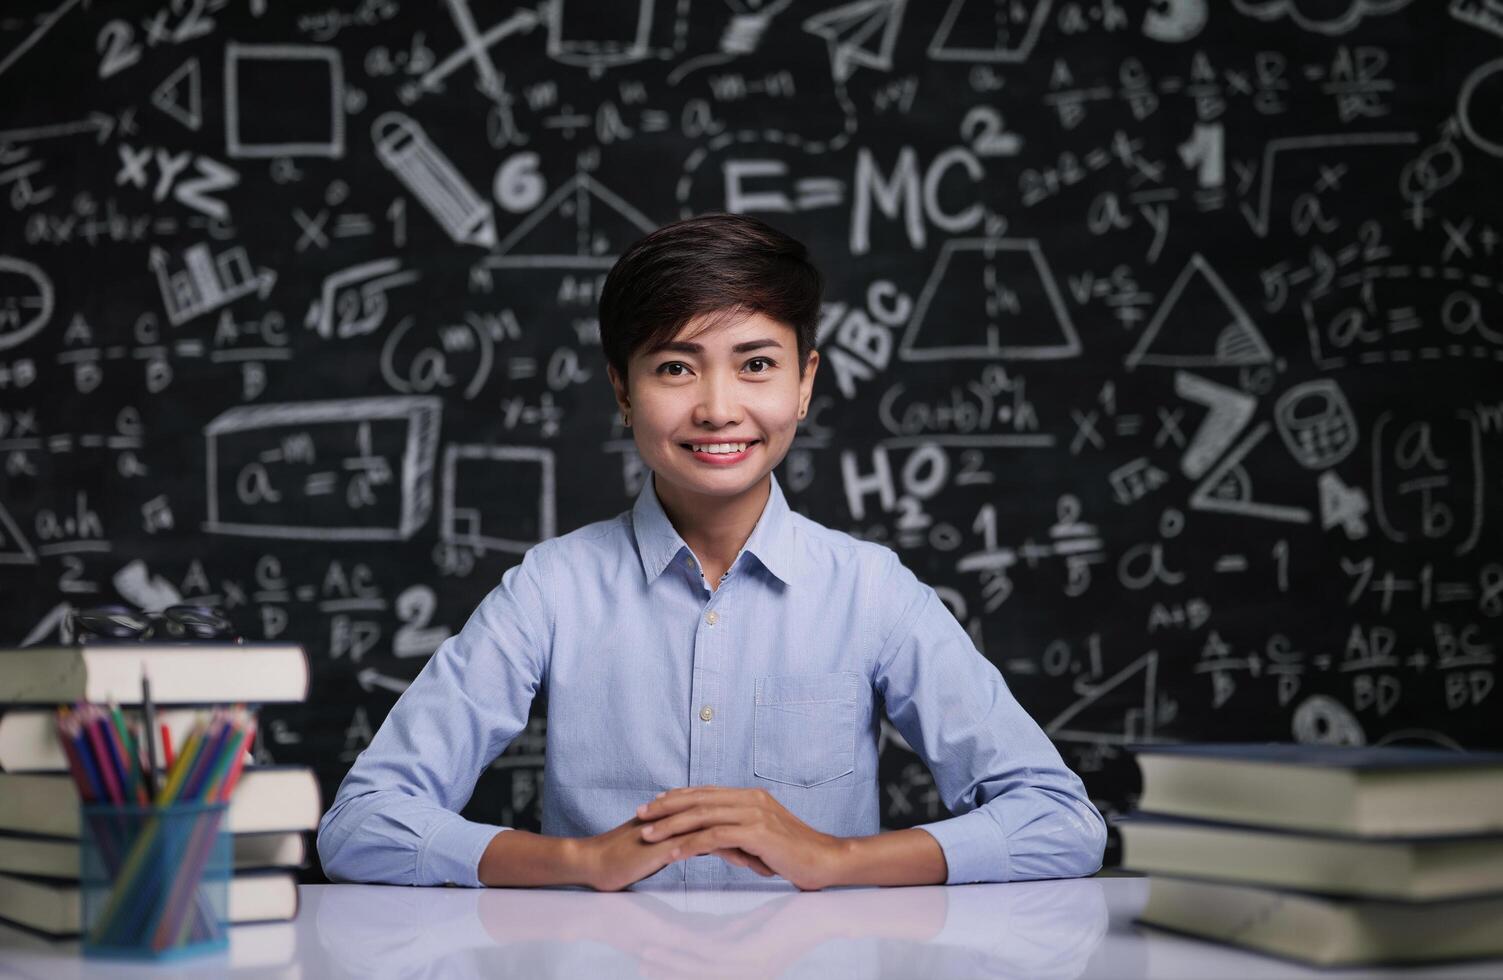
[609,310,819,503]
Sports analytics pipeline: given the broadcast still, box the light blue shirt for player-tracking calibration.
[318,471,1106,889]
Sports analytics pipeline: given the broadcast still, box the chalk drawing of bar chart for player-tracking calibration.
[204,397,441,540]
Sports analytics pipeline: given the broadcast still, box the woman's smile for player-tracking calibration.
[680,440,761,465]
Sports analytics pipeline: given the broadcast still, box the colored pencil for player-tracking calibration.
[158,717,206,806]
[158,709,251,949]
[57,700,258,951]
[75,716,106,803]
[99,704,144,807]
[107,701,146,805]
[172,713,255,948]
[141,668,160,800]
[56,708,91,798]
[182,712,231,802]
[76,719,105,803]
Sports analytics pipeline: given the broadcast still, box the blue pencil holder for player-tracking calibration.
[79,801,231,961]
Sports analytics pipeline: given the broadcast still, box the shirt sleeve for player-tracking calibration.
[869,549,1107,885]
[316,542,553,887]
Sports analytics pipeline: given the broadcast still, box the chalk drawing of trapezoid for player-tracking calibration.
[928,0,1052,63]
[1190,421,1313,524]
[0,498,37,564]
[900,237,1080,361]
[480,173,657,272]
[1045,651,1159,745]
[547,0,654,69]
[803,0,908,84]
[441,445,556,555]
[1125,254,1272,371]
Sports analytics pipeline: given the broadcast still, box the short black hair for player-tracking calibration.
[598,212,823,381]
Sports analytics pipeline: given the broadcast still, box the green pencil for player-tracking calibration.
[107,700,142,804]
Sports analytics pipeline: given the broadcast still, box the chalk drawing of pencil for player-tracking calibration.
[373,112,497,249]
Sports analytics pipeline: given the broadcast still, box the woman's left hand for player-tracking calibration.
[636,786,846,890]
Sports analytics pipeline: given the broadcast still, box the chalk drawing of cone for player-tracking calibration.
[373,112,497,249]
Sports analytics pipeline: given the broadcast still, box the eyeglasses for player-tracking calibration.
[70,604,240,643]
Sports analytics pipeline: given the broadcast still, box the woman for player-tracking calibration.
[318,213,1106,891]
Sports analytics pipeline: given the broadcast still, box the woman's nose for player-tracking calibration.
[692,373,740,426]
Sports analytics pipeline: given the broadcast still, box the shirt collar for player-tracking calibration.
[631,470,799,587]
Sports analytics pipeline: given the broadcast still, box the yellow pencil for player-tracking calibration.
[158,715,207,805]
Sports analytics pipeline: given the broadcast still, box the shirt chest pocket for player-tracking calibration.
[752,671,861,788]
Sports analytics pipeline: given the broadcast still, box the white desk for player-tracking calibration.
[1,876,1499,978]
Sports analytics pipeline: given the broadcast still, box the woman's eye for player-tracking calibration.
[746,357,775,373]
[658,362,689,376]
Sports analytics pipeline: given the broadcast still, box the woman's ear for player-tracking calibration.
[606,364,630,412]
[798,348,820,416]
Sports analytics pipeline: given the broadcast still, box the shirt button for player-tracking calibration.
[700,705,714,721]
[685,556,694,568]
[705,611,718,626]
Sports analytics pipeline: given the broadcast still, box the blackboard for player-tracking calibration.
[2,0,1499,881]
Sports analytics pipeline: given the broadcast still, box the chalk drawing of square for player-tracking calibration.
[442,445,556,554]
[225,43,345,159]
[204,397,440,540]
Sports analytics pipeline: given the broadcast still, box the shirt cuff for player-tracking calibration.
[419,817,511,887]
[915,807,1012,885]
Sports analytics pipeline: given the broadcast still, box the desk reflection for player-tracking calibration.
[312,877,1108,979]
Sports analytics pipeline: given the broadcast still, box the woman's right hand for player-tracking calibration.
[580,812,775,891]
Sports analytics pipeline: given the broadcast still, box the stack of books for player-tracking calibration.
[0,642,317,939]
[1122,743,1503,967]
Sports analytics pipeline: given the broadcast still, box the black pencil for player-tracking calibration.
[141,665,160,802]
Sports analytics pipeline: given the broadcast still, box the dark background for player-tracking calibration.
[2,0,1500,881]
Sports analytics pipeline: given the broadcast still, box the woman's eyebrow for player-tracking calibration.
[649,338,784,354]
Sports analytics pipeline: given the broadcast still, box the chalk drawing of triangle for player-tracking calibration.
[151,57,202,132]
[1125,253,1273,370]
[488,173,657,267]
[899,237,1081,361]
[928,0,1052,63]
[803,0,907,83]
[1046,651,1158,745]
[0,498,36,564]
[1190,421,1313,523]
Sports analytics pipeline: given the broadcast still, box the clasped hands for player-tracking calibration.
[581,786,845,892]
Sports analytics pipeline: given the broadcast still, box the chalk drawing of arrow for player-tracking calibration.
[357,668,412,695]
[0,112,116,147]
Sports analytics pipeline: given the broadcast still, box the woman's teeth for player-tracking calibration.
[688,442,751,454]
